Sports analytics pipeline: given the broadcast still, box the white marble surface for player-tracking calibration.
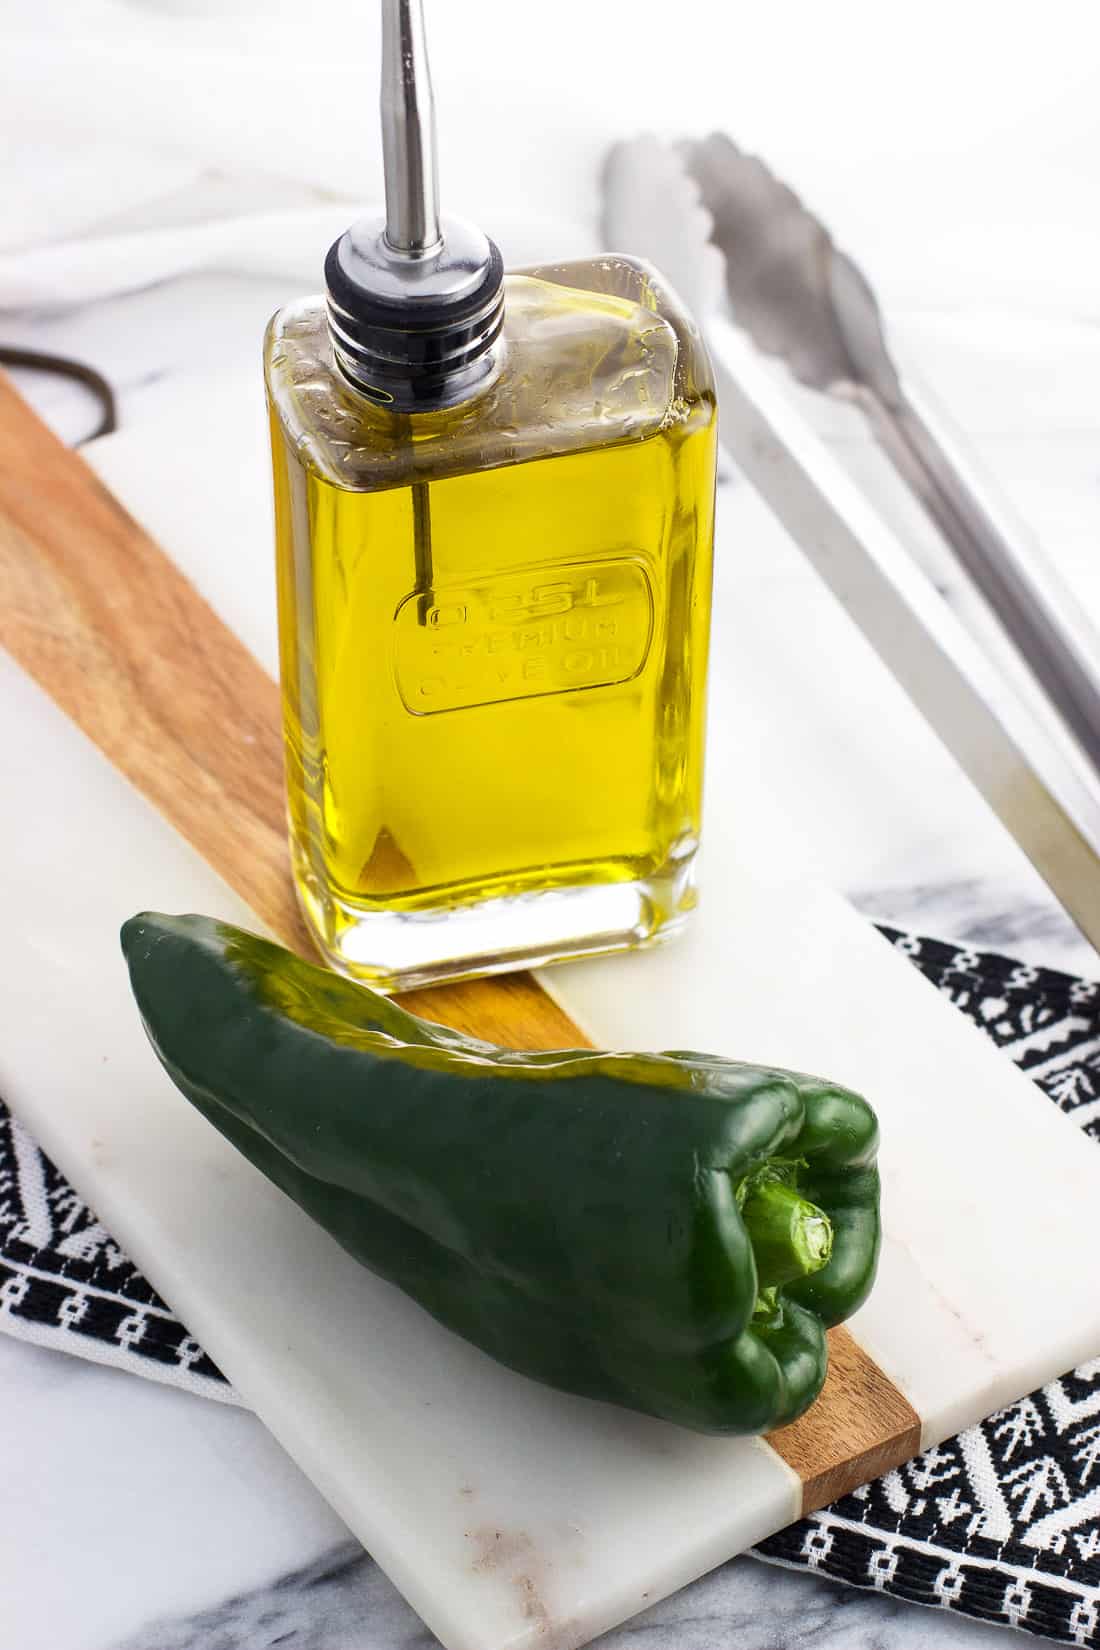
[0,1319,1029,1650]
[4,3,1100,1648]
[1,658,808,1650]
[9,577,1100,1648]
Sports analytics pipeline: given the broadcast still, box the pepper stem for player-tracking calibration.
[741,1180,833,1288]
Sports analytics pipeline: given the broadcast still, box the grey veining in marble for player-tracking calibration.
[849,880,1093,977]
[112,1540,1057,1650]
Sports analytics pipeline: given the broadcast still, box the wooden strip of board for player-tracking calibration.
[0,369,919,1510]
[773,1330,920,1512]
[0,372,576,1048]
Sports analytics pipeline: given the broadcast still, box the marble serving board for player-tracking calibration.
[3,369,1100,1650]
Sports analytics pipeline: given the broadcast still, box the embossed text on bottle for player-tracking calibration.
[394,558,655,714]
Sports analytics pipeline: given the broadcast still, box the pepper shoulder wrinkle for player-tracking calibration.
[121,913,881,1436]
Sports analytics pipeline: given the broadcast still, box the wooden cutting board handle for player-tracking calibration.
[0,370,920,1509]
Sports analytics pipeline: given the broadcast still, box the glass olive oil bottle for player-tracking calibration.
[264,2,717,991]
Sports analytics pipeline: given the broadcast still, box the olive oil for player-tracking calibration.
[266,266,717,988]
[263,1,716,989]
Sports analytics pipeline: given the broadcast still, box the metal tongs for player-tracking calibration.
[603,135,1100,950]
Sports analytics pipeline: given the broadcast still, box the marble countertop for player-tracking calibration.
[4,4,1100,1647]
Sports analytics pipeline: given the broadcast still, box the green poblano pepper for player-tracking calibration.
[122,913,881,1436]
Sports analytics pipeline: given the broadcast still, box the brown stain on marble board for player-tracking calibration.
[0,369,921,1514]
[466,1527,582,1648]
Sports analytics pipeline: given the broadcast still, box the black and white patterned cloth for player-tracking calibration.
[3,928,1100,1644]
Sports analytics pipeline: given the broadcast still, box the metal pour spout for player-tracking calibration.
[381,0,443,258]
[325,0,503,408]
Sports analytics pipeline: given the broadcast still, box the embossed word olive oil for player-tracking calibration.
[264,10,716,989]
